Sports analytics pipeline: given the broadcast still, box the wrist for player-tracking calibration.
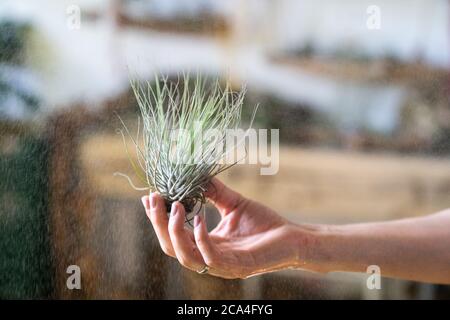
[288,222,336,273]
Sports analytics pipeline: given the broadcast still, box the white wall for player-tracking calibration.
[274,0,449,68]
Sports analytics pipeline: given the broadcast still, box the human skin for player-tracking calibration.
[141,178,450,283]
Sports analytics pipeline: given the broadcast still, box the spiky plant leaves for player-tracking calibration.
[116,74,255,222]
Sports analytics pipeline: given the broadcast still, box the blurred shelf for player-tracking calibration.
[79,133,450,224]
[117,12,229,37]
[271,55,449,86]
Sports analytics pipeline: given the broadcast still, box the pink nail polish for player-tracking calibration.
[142,196,150,210]
[150,194,156,209]
[171,203,178,216]
[194,215,200,227]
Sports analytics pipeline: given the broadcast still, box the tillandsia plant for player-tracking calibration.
[115,74,256,223]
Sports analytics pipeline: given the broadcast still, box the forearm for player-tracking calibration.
[293,209,450,284]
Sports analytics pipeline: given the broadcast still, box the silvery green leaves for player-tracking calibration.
[119,74,251,219]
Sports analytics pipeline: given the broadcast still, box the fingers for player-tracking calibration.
[142,194,236,278]
[193,215,245,279]
[142,194,175,257]
[168,202,205,272]
[193,215,220,268]
[205,178,244,215]
[142,195,205,272]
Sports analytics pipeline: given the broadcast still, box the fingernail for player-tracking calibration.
[194,215,201,227]
[150,193,157,209]
[171,202,178,217]
[142,196,150,210]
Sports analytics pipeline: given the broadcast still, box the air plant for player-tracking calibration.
[115,74,256,223]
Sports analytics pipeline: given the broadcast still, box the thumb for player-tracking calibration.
[205,178,244,216]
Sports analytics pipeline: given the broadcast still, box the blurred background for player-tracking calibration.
[0,0,449,299]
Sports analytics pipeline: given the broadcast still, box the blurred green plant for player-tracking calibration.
[0,134,54,298]
[0,20,30,64]
[0,20,40,119]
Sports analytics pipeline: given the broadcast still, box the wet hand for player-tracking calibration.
[142,178,305,279]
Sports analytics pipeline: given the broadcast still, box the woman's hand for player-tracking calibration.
[142,178,450,283]
[141,178,310,279]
